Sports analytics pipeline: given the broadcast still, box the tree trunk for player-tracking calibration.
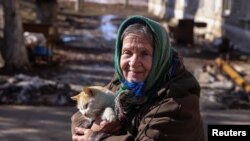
[35,0,58,47]
[1,0,30,70]
[75,0,80,12]
[125,0,129,8]
[35,0,57,24]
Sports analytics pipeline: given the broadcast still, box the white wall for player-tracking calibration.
[148,0,166,18]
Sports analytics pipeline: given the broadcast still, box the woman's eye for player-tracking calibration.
[141,51,151,56]
[122,50,132,56]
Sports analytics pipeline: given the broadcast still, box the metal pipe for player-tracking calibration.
[215,58,250,93]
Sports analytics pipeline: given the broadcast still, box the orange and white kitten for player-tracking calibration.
[71,86,117,127]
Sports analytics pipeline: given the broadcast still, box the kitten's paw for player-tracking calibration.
[106,113,116,122]
[102,107,116,122]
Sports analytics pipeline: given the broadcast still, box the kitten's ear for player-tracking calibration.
[70,95,78,101]
[83,87,93,96]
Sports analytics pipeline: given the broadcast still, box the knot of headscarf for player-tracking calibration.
[114,80,145,119]
[121,80,145,97]
[115,88,147,120]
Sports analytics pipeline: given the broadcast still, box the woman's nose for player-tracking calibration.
[129,55,140,67]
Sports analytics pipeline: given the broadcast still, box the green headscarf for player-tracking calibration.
[114,15,175,95]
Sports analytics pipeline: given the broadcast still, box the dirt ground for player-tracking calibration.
[1,1,250,141]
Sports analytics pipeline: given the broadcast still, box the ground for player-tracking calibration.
[0,1,250,141]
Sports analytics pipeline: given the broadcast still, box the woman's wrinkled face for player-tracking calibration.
[120,33,153,83]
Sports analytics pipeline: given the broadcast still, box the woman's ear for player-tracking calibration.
[82,87,93,96]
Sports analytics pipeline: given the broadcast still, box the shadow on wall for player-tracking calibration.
[183,0,199,19]
[165,0,176,21]
[0,38,5,68]
[222,0,250,55]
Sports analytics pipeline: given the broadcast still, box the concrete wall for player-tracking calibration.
[197,0,250,54]
[149,0,250,54]
[148,0,166,18]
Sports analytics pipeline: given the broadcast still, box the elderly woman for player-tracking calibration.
[72,16,205,141]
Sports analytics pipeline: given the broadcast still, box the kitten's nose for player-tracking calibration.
[81,111,88,117]
[84,112,89,117]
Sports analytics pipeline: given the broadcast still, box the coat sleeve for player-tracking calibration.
[104,95,204,141]
[134,94,205,141]
[103,134,134,141]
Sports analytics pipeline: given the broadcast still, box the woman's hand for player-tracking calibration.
[72,122,104,141]
[100,120,122,133]
[72,120,122,141]
[72,127,94,141]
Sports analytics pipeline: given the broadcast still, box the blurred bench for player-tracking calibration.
[23,23,56,64]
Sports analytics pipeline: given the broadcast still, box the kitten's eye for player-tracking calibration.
[84,103,89,109]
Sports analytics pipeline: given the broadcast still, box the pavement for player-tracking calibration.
[1,102,250,141]
[0,105,76,141]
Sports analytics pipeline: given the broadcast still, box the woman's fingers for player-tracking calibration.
[75,127,85,135]
[100,120,109,128]
[72,128,87,141]
[72,134,83,141]
[72,128,94,141]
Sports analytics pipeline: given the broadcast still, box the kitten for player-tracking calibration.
[71,86,117,128]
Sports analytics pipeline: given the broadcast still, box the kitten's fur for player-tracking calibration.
[71,86,117,128]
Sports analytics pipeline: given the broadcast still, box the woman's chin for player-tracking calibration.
[127,78,144,83]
